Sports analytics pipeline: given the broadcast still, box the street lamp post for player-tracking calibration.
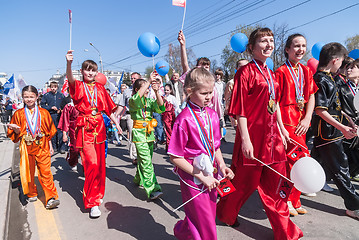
[89,42,103,73]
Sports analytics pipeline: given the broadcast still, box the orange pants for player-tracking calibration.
[27,153,58,203]
[80,141,106,209]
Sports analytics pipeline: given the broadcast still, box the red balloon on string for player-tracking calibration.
[307,58,319,74]
[95,72,107,85]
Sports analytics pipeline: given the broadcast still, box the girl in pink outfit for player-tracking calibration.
[168,67,234,240]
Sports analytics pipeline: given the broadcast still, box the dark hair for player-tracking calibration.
[214,68,224,78]
[247,28,274,54]
[196,57,211,67]
[82,60,98,71]
[318,42,348,70]
[164,83,175,96]
[22,85,39,97]
[49,81,58,87]
[339,56,354,70]
[284,33,306,59]
[347,58,359,71]
[131,72,141,78]
[132,78,146,95]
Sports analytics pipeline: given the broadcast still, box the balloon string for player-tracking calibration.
[315,136,344,148]
[289,138,308,150]
[152,56,155,71]
[253,157,293,183]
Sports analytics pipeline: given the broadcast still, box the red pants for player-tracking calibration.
[285,126,309,208]
[217,162,303,240]
[79,142,106,209]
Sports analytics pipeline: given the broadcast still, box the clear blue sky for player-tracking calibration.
[1,0,359,88]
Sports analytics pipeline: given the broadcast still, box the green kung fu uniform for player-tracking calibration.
[129,92,165,198]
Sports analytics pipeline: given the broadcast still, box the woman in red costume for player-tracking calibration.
[275,34,318,216]
[66,50,122,218]
[216,28,303,240]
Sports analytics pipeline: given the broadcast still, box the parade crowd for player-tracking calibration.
[5,28,359,240]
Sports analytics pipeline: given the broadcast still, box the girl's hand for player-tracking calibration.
[341,125,357,139]
[295,117,310,136]
[279,127,290,150]
[49,141,54,155]
[177,30,186,46]
[63,134,68,143]
[198,174,220,192]
[241,138,254,159]
[151,81,159,92]
[115,123,123,134]
[7,124,20,134]
[66,50,74,64]
[220,167,235,180]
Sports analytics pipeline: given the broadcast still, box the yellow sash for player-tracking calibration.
[19,137,31,195]
[133,119,158,134]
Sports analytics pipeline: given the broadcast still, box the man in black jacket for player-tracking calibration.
[41,81,65,153]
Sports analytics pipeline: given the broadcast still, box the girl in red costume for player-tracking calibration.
[66,50,122,218]
[216,28,303,240]
[275,34,318,216]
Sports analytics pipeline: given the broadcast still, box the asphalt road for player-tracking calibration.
[5,126,359,240]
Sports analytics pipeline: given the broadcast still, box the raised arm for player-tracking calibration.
[178,30,190,73]
[66,50,75,84]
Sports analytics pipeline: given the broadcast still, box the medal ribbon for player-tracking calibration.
[83,82,98,109]
[141,98,147,120]
[187,103,215,163]
[285,60,304,102]
[24,105,41,137]
[253,59,275,100]
[346,80,356,96]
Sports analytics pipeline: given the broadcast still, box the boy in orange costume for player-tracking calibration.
[7,85,59,209]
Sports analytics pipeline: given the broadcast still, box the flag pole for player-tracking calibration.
[253,157,293,183]
[69,10,72,50]
[181,2,187,31]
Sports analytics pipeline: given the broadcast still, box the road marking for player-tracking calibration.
[34,200,62,240]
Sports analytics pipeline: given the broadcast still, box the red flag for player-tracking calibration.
[216,178,236,197]
[172,0,186,7]
[275,177,294,202]
[61,78,69,94]
[286,144,307,162]
[68,9,72,23]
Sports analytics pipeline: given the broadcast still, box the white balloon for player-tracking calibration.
[354,94,359,112]
[290,156,326,193]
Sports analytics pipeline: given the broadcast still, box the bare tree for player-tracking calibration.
[165,43,196,75]
[345,35,359,52]
[272,23,289,70]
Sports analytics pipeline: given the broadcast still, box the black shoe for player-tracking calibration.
[226,219,240,228]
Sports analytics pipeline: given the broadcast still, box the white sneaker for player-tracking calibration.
[302,192,317,197]
[71,165,78,171]
[322,182,334,192]
[90,206,101,218]
[28,196,38,202]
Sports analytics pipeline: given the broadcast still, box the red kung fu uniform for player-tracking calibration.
[275,62,318,208]
[216,60,303,240]
[69,80,117,209]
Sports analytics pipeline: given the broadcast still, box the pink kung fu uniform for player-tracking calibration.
[168,101,221,240]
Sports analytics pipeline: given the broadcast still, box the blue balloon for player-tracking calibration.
[349,49,359,60]
[222,128,227,136]
[137,32,160,57]
[230,33,248,53]
[266,58,274,71]
[155,60,169,76]
[312,42,325,60]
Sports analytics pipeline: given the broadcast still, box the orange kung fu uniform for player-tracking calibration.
[7,108,58,203]
[275,62,318,208]
[69,80,117,209]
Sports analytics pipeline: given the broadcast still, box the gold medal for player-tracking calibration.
[297,99,305,111]
[142,122,147,127]
[267,99,277,114]
[24,134,34,145]
[213,167,218,174]
[91,108,98,116]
